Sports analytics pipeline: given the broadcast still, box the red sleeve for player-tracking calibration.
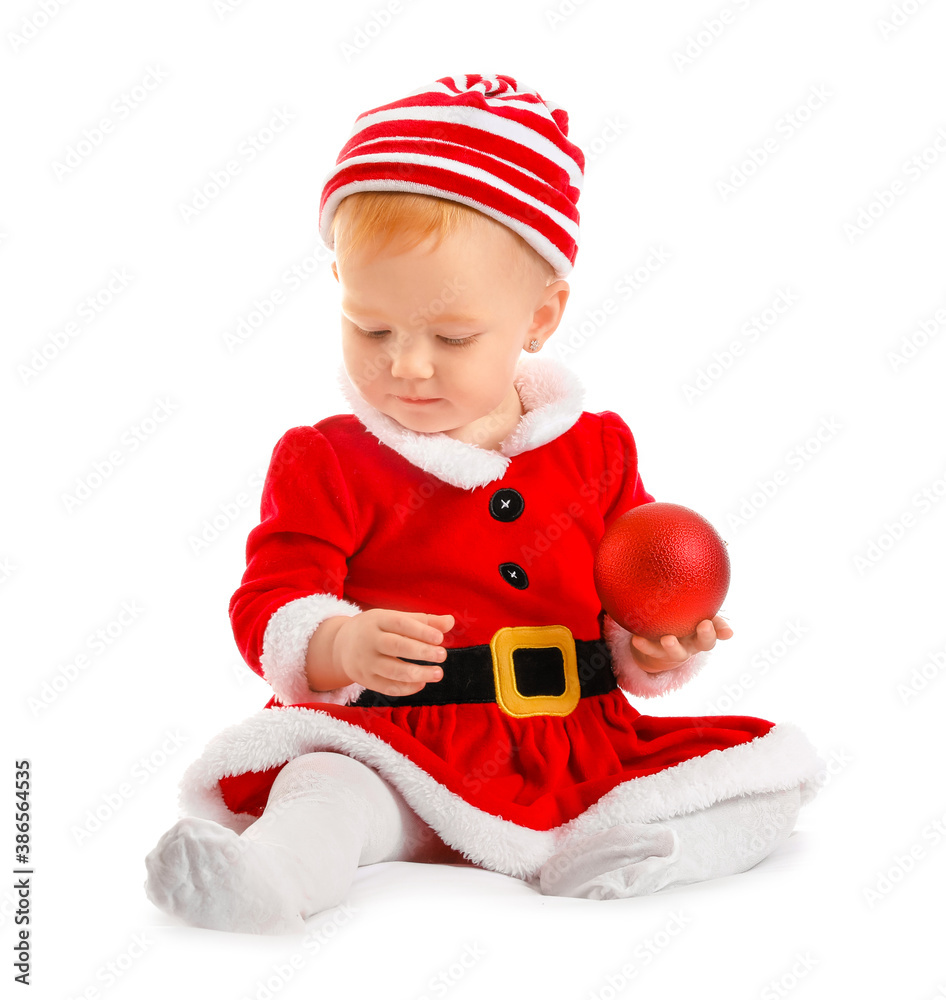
[598,410,655,531]
[229,426,363,699]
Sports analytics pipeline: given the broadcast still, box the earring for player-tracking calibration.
[529,339,540,352]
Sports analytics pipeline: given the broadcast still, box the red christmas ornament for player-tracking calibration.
[594,502,730,640]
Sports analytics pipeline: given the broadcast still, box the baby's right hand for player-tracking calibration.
[334,609,455,697]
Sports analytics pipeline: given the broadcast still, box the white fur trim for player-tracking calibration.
[179,707,824,880]
[603,614,710,698]
[336,354,586,488]
[260,593,366,706]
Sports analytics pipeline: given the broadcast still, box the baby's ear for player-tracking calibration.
[331,261,339,282]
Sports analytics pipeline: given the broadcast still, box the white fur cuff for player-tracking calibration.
[260,593,366,706]
[603,614,710,698]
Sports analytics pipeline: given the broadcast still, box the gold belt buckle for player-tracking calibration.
[489,625,580,718]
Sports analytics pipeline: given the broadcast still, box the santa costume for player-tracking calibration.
[176,73,823,889]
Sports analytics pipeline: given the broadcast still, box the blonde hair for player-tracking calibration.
[330,191,557,286]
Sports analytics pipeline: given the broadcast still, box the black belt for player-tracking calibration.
[351,624,616,718]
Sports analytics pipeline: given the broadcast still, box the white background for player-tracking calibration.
[3,0,945,997]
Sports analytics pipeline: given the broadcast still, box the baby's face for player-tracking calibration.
[334,218,565,447]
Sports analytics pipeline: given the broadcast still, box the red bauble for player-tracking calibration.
[594,502,730,640]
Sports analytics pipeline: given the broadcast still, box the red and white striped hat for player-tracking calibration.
[318,73,585,278]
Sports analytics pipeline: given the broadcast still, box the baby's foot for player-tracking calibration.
[538,822,680,900]
[144,817,307,934]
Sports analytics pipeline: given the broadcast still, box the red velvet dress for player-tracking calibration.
[179,357,821,878]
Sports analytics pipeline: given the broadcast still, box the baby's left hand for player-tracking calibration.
[628,616,733,674]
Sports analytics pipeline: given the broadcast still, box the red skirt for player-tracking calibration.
[218,689,775,829]
[182,687,821,878]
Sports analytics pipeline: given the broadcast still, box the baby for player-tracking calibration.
[145,73,822,935]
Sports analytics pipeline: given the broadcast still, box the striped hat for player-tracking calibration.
[318,73,585,278]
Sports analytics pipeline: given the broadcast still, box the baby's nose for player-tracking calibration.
[389,339,435,379]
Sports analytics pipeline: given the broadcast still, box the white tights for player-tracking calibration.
[532,785,802,899]
[145,752,802,934]
[144,752,460,934]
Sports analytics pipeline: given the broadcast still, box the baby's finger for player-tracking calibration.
[629,634,665,658]
[400,611,454,645]
[375,657,442,695]
[690,619,719,650]
[368,676,428,698]
[634,633,694,662]
[377,629,446,667]
[711,615,733,639]
[657,635,686,657]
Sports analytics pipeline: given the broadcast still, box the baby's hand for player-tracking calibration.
[335,609,455,697]
[628,616,733,674]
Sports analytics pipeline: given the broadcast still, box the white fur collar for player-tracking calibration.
[336,354,586,489]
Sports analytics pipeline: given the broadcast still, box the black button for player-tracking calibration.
[489,488,524,522]
[499,562,529,589]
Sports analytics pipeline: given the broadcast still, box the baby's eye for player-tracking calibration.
[355,327,477,348]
